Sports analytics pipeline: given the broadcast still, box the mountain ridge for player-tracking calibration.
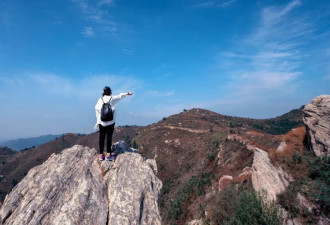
[0,107,303,202]
[0,134,62,151]
[1,100,328,225]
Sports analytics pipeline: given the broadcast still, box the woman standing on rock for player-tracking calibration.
[94,86,133,161]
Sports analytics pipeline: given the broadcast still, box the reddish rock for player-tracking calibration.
[219,175,233,191]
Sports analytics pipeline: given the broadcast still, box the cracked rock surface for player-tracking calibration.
[303,95,330,157]
[0,142,162,225]
[251,148,290,202]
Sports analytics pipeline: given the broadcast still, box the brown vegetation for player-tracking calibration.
[0,107,309,225]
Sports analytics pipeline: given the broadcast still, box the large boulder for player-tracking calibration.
[251,148,290,202]
[107,153,162,224]
[218,175,233,192]
[0,143,162,225]
[303,95,330,157]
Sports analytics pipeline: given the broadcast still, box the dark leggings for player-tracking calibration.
[99,123,115,154]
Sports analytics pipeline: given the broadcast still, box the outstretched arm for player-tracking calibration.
[111,92,133,105]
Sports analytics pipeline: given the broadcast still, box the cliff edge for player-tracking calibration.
[0,142,162,225]
[303,95,330,157]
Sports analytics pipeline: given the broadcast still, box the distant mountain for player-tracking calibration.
[0,134,62,151]
[0,146,15,155]
[158,106,304,135]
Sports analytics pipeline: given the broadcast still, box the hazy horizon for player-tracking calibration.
[0,0,329,140]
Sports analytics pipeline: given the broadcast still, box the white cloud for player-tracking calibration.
[1,72,141,99]
[145,90,174,97]
[82,26,95,37]
[160,73,172,79]
[193,2,215,8]
[98,0,113,6]
[0,72,142,139]
[72,0,117,35]
[128,102,195,120]
[326,48,330,56]
[218,0,236,8]
[122,49,134,55]
[221,0,310,94]
[193,0,236,8]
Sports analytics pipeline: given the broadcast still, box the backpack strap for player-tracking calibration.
[101,96,112,104]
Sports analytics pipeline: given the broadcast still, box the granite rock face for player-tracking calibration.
[251,148,290,202]
[303,95,330,157]
[0,142,162,225]
[107,152,162,225]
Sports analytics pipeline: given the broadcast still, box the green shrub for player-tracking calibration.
[161,179,173,196]
[208,132,227,149]
[279,155,330,219]
[308,156,330,214]
[123,135,131,146]
[229,190,283,225]
[278,183,300,218]
[166,173,212,224]
[131,140,138,149]
[160,179,173,208]
[292,153,302,164]
[209,185,283,225]
[252,119,301,135]
[207,152,216,161]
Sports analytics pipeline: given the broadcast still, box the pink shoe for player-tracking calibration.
[99,154,105,161]
[106,154,116,161]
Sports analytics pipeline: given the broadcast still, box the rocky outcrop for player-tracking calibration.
[286,218,303,225]
[234,167,252,183]
[251,148,290,202]
[107,153,162,224]
[218,175,233,191]
[297,192,318,214]
[188,219,203,225]
[276,141,287,152]
[303,95,330,157]
[0,142,162,225]
[317,217,330,225]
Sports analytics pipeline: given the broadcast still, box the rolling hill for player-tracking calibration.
[2,106,326,225]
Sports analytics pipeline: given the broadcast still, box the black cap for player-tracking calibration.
[103,86,111,92]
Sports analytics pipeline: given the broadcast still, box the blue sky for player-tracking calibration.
[0,0,329,140]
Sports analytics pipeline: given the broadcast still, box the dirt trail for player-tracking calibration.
[150,126,210,134]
